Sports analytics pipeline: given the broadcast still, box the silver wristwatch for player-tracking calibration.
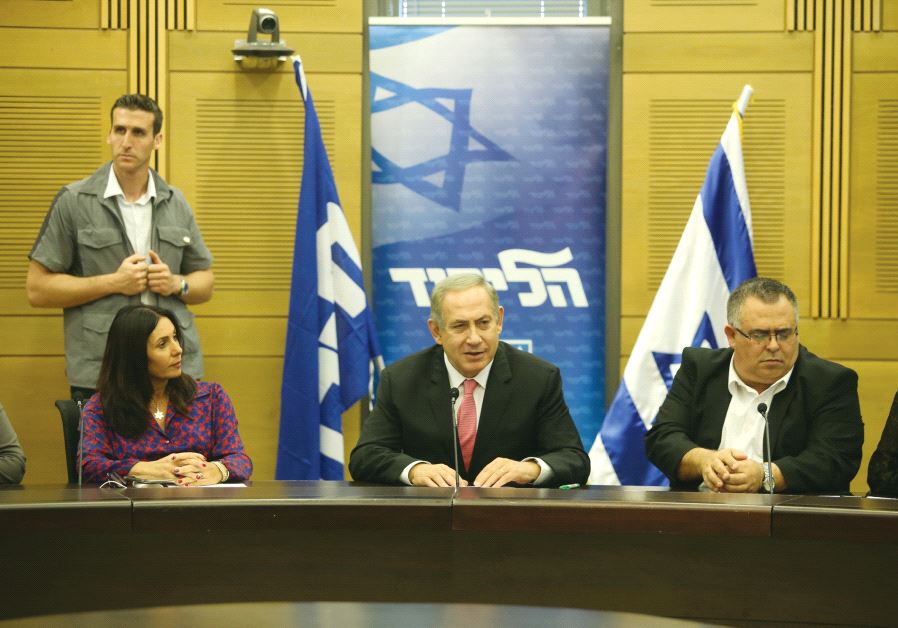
[762,465,775,493]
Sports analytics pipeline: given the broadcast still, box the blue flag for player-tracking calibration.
[277,56,384,480]
[588,86,757,485]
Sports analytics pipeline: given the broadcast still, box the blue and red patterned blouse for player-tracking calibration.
[80,381,252,483]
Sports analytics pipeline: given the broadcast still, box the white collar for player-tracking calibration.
[727,354,793,397]
[444,351,494,391]
[104,166,156,204]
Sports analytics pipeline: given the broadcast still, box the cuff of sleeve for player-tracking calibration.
[524,457,553,486]
[401,460,429,485]
[115,459,141,477]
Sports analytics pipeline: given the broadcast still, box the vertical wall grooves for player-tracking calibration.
[802,0,880,318]
[787,0,815,32]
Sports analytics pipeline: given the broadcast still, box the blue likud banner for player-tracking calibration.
[277,56,383,480]
[369,21,609,447]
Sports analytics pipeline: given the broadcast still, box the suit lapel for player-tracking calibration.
[427,347,456,459]
[765,347,804,452]
[704,362,732,443]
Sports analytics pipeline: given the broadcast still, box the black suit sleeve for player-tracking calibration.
[868,392,898,496]
[532,366,590,486]
[348,367,419,484]
[644,349,704,484]
[775,366,863,493]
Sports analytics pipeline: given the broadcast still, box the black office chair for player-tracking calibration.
[55,399,82,484]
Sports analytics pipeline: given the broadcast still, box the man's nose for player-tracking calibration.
[764,333,780,350]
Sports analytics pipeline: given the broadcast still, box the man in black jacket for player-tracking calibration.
[645,277,863,493]
[350,273,589,488]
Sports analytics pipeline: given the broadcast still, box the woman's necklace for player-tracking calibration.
[152,396,167,422]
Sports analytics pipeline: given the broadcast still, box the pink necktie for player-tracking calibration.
[457,379,478,470]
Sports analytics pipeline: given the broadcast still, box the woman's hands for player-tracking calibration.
[128,452,225,486]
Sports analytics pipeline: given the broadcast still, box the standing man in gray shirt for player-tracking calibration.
[26,94,214,399]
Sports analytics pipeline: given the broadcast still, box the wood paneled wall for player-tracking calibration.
[0,0,362,483]
[622,0,897,493]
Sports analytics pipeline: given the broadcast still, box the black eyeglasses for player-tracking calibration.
[733,327,798,344]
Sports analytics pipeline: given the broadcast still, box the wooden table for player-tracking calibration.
[2,482,897,626]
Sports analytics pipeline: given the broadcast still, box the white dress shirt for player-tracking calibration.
[719,356,793,462]
[104,169,156,305]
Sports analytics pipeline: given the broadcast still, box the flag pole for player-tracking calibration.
[736,84,753,117]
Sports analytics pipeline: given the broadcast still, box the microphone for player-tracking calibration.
[757,403,773,494]
[73,392,85,487]
[449,387,460,494]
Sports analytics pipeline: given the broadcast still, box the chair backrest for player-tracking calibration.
[55,400,81,484]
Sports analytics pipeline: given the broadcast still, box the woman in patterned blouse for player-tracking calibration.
[81,304,252,485]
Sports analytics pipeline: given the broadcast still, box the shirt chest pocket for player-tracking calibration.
[156,226,190,270]
[77,228,126,276]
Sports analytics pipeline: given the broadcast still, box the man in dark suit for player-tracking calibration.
[645,277,863,493]
[349,274,589,487]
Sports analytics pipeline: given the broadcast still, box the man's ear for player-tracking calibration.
[427,319,443,345]
[724,324,737,348]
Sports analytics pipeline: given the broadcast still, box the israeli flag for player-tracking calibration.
[588,85,757,485]
[277,56,384,480]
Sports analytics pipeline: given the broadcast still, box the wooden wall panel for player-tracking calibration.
[0,0,99,28]
[854,32,898,71]
[201,356,284,481]
[0,357,71,485]
[850,72,898,317]
[885,0,898,29]
[195,0,361,33]
[624,0,784,32]
[168,31,361,73]
[0,29,125,69]
[623,33,815,73]
[621,73,813,317]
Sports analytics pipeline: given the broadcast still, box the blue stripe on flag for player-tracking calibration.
[701,147,756,291]
[601,382,669,486]
[331,242,364,286]
[320,386,345,430]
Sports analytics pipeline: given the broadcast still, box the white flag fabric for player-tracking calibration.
[589,86,757,485]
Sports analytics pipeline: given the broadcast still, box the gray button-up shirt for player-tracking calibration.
[29,162,213,388]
